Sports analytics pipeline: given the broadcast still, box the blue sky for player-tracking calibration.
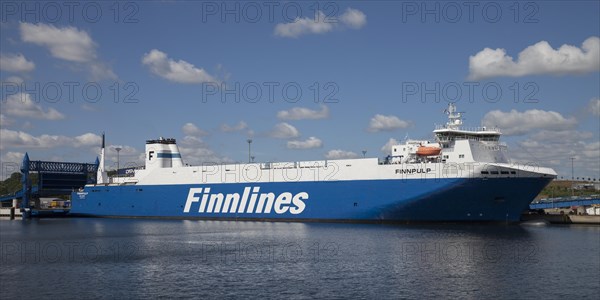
[1,1,599,180]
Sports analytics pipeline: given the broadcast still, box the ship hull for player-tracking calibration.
[70,177,552,222]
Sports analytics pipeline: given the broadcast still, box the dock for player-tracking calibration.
[0,153,97,219]
[523,196,600,224]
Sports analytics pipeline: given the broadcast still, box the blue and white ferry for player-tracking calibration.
[71,104,556,222]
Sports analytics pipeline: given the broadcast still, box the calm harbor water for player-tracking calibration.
[1,218,599,299]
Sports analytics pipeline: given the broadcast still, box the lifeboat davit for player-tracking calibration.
[416,146,442,156]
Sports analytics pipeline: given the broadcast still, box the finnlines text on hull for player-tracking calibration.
[184,187,308,215]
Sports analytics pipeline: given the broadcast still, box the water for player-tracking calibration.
[1,218,598,299]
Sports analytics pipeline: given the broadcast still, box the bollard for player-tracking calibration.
[11,199,18,220]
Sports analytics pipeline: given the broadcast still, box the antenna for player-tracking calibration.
[445,103,464,129]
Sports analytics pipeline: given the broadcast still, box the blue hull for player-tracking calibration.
[70,177,552,222]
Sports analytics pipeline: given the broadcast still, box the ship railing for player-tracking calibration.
[434,124,501,133]
[436,136,501,142]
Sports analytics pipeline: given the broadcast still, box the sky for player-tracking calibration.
[0,1,599,180]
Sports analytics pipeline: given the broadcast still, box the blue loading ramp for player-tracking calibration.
[0,153,98,218]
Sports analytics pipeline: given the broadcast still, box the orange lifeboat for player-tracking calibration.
[416,146,442,156]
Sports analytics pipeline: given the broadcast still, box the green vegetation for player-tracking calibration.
[0,172,38,196]
[0,173,23,196]
[536,180,599,199]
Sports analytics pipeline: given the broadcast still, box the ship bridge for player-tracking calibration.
[434,127,501,145]
[433,103,501,147]
[386,103,507,164]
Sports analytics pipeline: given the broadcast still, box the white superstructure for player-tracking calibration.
[390,103,508,165]
[99,103,555,187]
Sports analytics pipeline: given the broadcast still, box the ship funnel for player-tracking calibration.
[145,137,183,170]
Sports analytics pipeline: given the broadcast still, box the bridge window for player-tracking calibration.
[501,171,509,174]
[481,171,489,174]
[490,171,499,175]
[459,154,464,158]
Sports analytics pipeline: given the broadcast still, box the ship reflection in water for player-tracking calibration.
[1,218,598,299]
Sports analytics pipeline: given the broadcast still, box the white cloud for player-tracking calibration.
[274,8,366,38]
[270,122,300,139]
[176,135,232,165]
[339,8,367,29]
[469,36,600,80]
[0,114,12,127]
[19,22,116,80]
[102,145,141,168]
[530,130,593,143]
[88,62,117,81]
[20,22,96,62]
[368,114,410,132]
[142,49,217,84]
[181,136,203,145]
[482,109,577,135]
[0,151,25,180]
[220,121,248,132]
[3,76,24,85]
[21,121,34,130]
[0,151,24,164]
[0,53,35,72]
[0,129,140,172]
[287,137,322,149]
[3,93,65,120]
[589,98,600,116]
[179,146,233,165]
[0,129,71,149]
[182,122,208,137]
[274,11,334,38]
[511,132,599,179]
[73,133,102,147]
[0,129,107,151]
[582,142,600,162]
[381,138,399,154]
[106,144,137,155]
[325,149,359,159]
[277,105,329,120]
